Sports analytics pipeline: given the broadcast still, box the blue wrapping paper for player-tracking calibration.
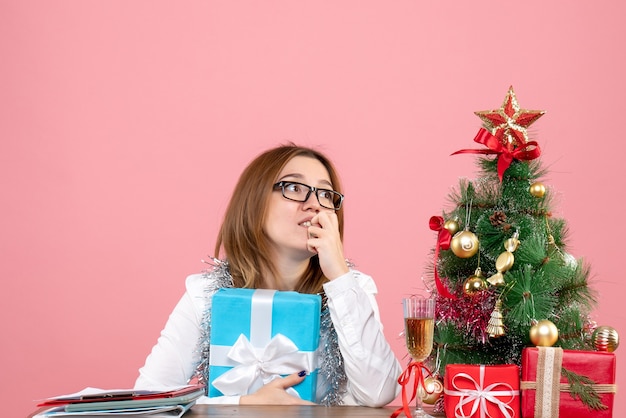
[208,288,321,401]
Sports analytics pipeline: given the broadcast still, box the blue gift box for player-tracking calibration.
[208,288,321,402]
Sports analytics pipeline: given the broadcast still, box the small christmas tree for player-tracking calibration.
[424,87,600,404]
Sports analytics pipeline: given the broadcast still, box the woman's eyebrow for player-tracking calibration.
[278,173,333,187]
[278,173,304,181]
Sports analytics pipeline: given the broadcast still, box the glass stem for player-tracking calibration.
[415,365,423,414]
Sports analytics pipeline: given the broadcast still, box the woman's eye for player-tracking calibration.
[286,183,300,192]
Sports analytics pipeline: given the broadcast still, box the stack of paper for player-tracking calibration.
[34,385,205,417]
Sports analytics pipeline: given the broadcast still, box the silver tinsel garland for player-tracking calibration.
[192,258,234,389]
[317,302,347,405]
[192,258,347,406]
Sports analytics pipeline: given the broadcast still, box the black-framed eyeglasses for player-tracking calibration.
[273,181,344,210]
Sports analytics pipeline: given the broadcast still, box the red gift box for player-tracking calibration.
[520,347,616,418]
[444,364,520,418]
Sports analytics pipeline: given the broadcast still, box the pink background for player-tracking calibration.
[2,1,624,417]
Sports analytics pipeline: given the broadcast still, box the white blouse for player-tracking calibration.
[134,270,402,407]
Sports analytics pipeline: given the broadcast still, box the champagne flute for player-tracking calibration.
[403,297,436,418]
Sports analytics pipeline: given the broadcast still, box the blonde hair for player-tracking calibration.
[214,144,344,294]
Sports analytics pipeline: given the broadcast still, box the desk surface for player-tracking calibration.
[187,405,400,417]
[30,404,444,417]
[187,404,444,417]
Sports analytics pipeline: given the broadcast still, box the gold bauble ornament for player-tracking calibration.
[463,268,487,296]
[444,218,460,235]
[419,376,443,405]
[529,182,546,198]
[529,319,559,347]
[592,325,620,352]
[450,230,479,258]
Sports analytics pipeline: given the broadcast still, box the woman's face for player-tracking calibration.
[264,155,336,260]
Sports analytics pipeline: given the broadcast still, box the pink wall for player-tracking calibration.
[2,1,625,416]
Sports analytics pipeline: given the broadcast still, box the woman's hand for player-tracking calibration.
[239,372,316,405]
[307,211,349,280]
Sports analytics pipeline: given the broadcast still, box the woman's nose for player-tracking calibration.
[302,192,321,211]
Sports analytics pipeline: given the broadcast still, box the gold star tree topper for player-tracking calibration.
[474,86,545,150]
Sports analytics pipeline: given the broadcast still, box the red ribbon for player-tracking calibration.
[391,361,432,418]
[452,128,541,181]
[429,216,457,300]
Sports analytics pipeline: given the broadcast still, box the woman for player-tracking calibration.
[134,144,401,407]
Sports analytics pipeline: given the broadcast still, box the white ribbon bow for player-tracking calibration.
[211,333,314,396]
[444,365,519,418]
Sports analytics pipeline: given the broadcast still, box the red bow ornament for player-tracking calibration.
[391,361,434,418]
[429,216,457,300]
[452,128,541,181]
